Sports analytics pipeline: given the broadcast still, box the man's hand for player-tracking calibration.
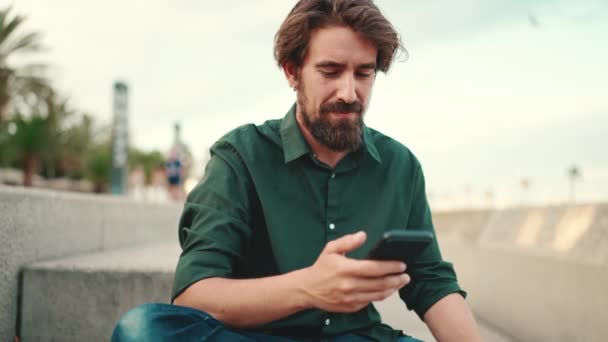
[301,231,410,313]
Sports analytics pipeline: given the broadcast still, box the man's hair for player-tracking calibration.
[274,0,405,73]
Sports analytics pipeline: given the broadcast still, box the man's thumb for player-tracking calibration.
[323,231,367,255]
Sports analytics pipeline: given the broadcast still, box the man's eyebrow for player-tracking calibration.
[315,61,377,70]
[358,62,377,70]
[315,61,345,69]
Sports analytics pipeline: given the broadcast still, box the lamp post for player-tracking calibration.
[567,165,581,204]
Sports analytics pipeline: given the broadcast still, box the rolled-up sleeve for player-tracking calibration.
[171,142,253,302]
[399,160,466,320]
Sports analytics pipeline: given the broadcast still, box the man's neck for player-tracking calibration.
[295,112,350,169]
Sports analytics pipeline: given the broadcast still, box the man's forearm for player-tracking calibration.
[173,269,311,328]
[172,233,409,329]
[423,293,483,342]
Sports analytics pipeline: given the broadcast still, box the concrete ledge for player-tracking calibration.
[443,240,608,342]
[20,243,179,342]
[432,208,493,243]
[435,203,608,342]
[435,203,608,265]
[0,186,181,342]
[20,243,512,342]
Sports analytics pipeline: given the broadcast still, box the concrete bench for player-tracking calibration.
[20,242,513,342]
[0,186,181,342]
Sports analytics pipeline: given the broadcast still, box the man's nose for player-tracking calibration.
[336,75,357,104]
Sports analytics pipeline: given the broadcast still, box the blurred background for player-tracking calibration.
[1,0,606,207]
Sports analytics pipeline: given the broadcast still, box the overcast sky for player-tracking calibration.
[11,0,608,208]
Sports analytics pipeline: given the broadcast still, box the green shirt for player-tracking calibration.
[172,104,465,342]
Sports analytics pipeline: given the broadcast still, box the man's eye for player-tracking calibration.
[321,70,339,77]
[356,72,373,78]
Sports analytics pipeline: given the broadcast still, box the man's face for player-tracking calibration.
[292,25,377,152]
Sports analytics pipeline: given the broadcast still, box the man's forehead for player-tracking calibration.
[307,26,377,66]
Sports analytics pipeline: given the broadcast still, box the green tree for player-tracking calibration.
[129,148,165,185]
[85,142,112,193]
[2,88,96,186]
[0,119,11,165]
[53,113,94,179]
[6,113,50,185]
[36,94,74,177]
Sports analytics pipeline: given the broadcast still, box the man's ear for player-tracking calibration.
[282,60,299,89]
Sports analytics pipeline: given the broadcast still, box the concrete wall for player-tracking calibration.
[435,204,608,265]
[21,262,174,341]
[0,185,182,342]
[443,241,608,342]
[3,183,607,341]
[436,203,608,342]
[19,243,178,342]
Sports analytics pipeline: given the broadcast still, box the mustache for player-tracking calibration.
[320,101,363,115]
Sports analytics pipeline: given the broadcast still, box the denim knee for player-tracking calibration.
[112,303,165,341]
[112,303,224,342]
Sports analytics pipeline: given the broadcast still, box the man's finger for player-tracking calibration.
[340,288,402,311]
[343,259,406,277]
[348,273,411,293]
[323,231,367,255]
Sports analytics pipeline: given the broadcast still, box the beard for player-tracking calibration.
[297,85,365,152]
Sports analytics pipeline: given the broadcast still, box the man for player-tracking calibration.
[112,1,483,341]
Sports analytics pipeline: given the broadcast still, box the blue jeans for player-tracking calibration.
[112,303,423,342]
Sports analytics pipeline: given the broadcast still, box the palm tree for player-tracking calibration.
[56,113,94,178]
[0,6,48,122]
[3,90,76,186]
[129,148,165,185]
[7,113,50,186]
[86,142,112,193]
[1,7,105,188]
[41,96,83,178]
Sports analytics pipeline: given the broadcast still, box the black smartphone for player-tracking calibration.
[367,230,434,262]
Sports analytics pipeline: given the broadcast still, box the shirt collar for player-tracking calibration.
[279,103,310,164]
[362,125,382,164]
[279,103,382,164]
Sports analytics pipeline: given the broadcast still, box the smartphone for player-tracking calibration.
[367,230,434,262]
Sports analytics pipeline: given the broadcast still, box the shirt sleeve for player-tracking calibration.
[171,141,254,302]
[399,159,467,320]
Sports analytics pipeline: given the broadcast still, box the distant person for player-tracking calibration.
[164,123,192,202]
[165,149,185,201]
[112,0,482,341]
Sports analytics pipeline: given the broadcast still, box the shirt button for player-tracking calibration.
[330,173,335,179]
[325,318,331,326]
[329,223,335,230]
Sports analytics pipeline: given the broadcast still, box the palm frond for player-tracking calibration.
[0,6,47,122]
[0,31,42,58]
[0,7,26,46]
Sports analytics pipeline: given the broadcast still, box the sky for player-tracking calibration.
[10,0,608,209]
